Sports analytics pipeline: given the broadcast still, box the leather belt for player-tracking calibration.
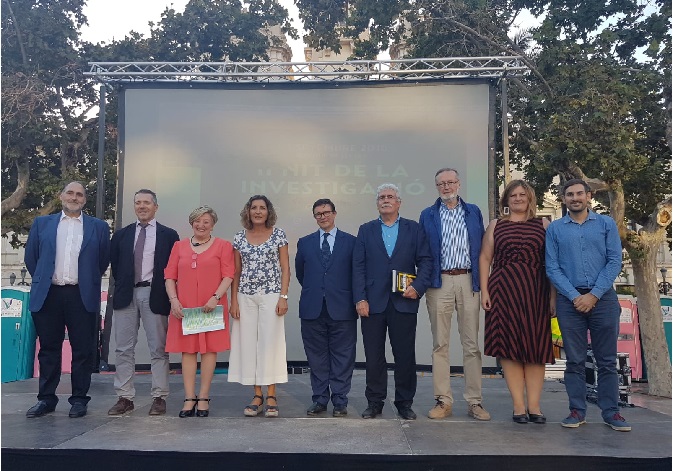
[441,269,471,276]
[134,281,151,288]
[575,287,592,294]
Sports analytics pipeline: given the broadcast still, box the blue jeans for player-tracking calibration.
[556,289,620,420]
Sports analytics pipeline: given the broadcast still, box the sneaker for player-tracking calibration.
[561,410,586,428]
[604,413,631,432]
[428,399,452,419]
[468,403,491,421]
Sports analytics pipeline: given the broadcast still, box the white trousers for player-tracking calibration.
[228,293,288,385]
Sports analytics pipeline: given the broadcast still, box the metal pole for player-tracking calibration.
[500,77,511,184]
[96,84,106,219]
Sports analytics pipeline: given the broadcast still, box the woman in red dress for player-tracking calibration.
[165,206,234,417]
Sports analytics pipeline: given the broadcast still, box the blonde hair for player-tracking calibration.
[499,180,537,220]
[188,205,218,225]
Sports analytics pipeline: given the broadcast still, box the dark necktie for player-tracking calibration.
[134,223,148,284]
[321,232,331,266]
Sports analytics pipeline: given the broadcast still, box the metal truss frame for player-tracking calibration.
[85,56,528,83]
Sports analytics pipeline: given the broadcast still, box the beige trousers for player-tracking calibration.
[425,273,482,405]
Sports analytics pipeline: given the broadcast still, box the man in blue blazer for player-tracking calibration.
[24,181,110,418]
[107,189,180,416]
[353,184,432,420]
[295,198,357,417]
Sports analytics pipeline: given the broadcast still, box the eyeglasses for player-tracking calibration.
[191,253,198,269]
[377,194,398,201]
[436,181,459,188]
[313,211,334,219]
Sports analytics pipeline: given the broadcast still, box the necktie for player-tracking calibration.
[321,232,331,266]
[134,223,148,284]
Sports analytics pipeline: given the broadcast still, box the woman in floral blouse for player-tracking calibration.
[228,195,290,417]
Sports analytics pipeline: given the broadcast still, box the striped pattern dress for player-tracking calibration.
[484,218,554,364]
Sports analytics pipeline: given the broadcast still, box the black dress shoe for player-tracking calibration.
[69,403,88,418]
[512,412,529,424]
[333,406,348,417]
[26,401,56,418]
[397,407,417,420]
[361,403,383,419]
[528,411,546,424]
[307,402,327,416]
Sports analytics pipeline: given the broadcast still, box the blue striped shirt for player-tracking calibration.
[439,200,471,270]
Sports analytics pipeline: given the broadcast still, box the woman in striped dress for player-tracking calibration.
[479,180,555,424]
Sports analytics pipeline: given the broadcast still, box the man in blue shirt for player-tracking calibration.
[419,168,490,421]
[353,184,432,420]
[546,179,630,432]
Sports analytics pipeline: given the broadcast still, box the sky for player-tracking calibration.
[81,0,308,61]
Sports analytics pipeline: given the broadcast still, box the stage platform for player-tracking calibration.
[2,370,671,470]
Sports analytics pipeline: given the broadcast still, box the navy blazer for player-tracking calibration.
[352,217,432,314]
[110,221,180,315]
[295,229,357,321]
[25,213,110,313]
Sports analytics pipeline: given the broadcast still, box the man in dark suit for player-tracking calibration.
[353,183,432,420]
[107,189,179,416]
[295,198,357,417]
[24,181,110,418]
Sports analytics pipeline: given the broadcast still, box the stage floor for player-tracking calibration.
[2,370,671,470]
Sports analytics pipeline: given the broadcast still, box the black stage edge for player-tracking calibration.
[3,373,670,471]
[2,449,670,471]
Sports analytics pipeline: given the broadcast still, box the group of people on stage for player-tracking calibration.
[23,170,631,432]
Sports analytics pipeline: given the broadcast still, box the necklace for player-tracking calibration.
[191,235,212,247]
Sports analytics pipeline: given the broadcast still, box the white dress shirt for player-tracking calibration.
[52,211,84,285]
[134,218,157,283]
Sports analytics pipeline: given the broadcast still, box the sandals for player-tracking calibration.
[244,395,264,417]
[179,398,198,418]
[196,398,211,418]
[264,395,279,418]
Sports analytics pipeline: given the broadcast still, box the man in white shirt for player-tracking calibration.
[24,181,110,418]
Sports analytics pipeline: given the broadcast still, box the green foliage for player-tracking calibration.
[1,0,296,245]
[296,0,671,224]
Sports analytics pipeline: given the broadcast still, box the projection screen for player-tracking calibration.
[115,80,495,368]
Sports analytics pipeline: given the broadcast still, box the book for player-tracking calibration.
[182,305,225,335]
[392,270,416,293]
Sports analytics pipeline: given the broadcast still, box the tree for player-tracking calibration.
[1,0,106,244]
[1,0,297,245]
[294,0,672,396]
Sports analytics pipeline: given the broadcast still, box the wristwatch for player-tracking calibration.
[213,293,221,301]
[279,294,288,299]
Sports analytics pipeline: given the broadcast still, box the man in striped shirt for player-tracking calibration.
[419,168,490,421]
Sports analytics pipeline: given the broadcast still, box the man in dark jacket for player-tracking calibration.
[107,189,179,416]
[419,168,490,421]
[353,183,432,420]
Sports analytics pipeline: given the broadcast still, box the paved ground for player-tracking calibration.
[2,370,670,459]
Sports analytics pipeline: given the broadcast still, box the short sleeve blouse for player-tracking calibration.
[233,227,288,295]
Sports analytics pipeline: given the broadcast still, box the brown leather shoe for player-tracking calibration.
[108,397,134,415]
[149,397,167,416]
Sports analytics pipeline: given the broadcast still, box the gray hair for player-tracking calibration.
[188,205,218,225]
[434,168,460,180]
[61,181,87,197]
[376,183,401,202]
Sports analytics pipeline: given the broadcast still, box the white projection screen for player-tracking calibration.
[115,80,496,369]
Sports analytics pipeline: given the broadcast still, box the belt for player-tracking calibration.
[441,269,471,276]
[575,287,592,294]
[134,281,151,288]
